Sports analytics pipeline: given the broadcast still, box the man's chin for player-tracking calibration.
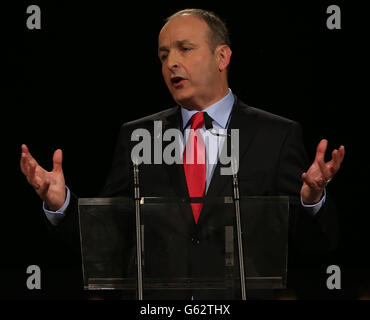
[172,94,199,110]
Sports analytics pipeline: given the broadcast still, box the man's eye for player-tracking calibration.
[182,47,190,51]
[161,55,168,61]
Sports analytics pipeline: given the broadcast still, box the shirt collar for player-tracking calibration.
[181,88,235,130]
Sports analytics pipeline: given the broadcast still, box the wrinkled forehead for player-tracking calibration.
[158,15,210,47]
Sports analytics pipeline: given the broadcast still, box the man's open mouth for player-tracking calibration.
[171,77,185,86]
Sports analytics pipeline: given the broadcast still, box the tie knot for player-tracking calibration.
[190,112,204,130]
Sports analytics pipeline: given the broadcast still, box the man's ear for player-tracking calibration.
[216,45,232,72]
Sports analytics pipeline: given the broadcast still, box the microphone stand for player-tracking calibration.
[133,160,143,300]
[204,113,247,300]
[231,157,247,300]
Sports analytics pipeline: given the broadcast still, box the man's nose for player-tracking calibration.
[167,51,179,70]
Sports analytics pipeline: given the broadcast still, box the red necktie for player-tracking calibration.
[183,112,206,223]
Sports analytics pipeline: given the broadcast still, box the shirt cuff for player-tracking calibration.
[300,188,326,216]
[43,187,71,226]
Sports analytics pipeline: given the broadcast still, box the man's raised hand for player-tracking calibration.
[20,144,66,211]
[300,139,345,205]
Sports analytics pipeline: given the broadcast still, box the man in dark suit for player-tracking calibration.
[20,9,345,299]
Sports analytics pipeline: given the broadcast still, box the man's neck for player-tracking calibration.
[181,87,230,111]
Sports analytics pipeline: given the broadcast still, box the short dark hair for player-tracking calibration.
[165,8,231,52]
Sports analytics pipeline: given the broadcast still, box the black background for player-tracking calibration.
[3,0,369,301]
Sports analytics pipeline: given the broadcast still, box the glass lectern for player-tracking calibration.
[78,196,289,299]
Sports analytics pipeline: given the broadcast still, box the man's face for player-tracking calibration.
[158,15,223,109]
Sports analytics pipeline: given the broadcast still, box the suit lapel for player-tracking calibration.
[197,97,260,226]
[160,107,196,229]
[160,106,187,197]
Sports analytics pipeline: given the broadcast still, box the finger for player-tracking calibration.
[52,149,63,173]
[35,165,52,190]
[20,152,29,175]
[20,145,39,175]
[20,144,31,174]
[328,146,345,175]
[301,172,316,189]
[21,144,36,162]
[21,152,37,179]
[28,162,43,189]
[331,148,340,166]
[28,161,49,189]
[31,163,49,189]
[337,145,345,163]
[328,149,339,175]
[37,178,51,200]
[303,171,328,190]
[317,157,332,180]
[21,144,29,154]
[314,139,328,163]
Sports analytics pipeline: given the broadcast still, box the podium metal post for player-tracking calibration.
[133,162,143,300]
[232,157,246,300]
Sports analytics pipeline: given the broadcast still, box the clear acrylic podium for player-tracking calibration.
[78,196,289,299]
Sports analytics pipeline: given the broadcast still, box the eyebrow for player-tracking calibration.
[158,40,196,53]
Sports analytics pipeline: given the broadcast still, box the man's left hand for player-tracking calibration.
[300,139,345,204]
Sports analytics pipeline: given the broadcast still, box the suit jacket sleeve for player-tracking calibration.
[277,122,339,253]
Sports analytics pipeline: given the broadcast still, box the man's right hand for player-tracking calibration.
[20,144,66,211]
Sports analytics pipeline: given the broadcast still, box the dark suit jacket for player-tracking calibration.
[49,96,338,299]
